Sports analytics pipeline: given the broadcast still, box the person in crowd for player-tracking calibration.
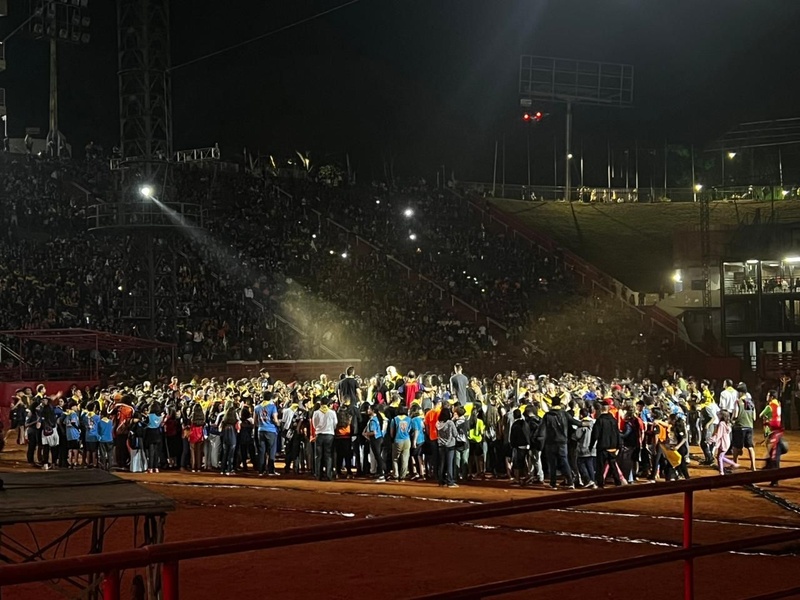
[255,392,280,476]
[218,400,239,476]
[145,401,164,474]
[390,405,412,481]
[591,401,622,487]
[436,406,458,488]
[509,409,531,486]
[312,397,337,481]
[731,386,757,471]
[188,402,206,472]
[363,403,386,482]
[536,394,575,489]
[711,411,737,475]
[575,407,597,488]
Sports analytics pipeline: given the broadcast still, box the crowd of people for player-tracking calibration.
[0,150,685,383]
[4,366,788,488]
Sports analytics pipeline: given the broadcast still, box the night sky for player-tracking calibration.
[2,0,800,183]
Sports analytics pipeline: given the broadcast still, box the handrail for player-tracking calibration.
[1,467,799,590]
[416,529,800,600]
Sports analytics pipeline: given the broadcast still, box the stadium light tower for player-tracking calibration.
[27,0,92,155]
[519,56,634,201]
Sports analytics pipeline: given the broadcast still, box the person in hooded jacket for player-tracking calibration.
[535,395,575,489]
[575,408,597,488]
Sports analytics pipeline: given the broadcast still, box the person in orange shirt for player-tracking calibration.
[424,396,443,478]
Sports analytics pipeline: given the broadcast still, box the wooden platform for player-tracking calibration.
[0,470,175,525]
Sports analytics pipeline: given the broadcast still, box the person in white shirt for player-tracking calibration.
[312,398,338,481]
[719,380,738,414]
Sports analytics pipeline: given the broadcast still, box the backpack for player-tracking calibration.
[128,420,146,450]
[337,406,353,430]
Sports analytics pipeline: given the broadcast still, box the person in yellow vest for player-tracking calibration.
[760,389,786,486]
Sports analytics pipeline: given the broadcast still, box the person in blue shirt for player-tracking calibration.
[390,406,412,481]
[145,402,165,474]
[63,400,82,468]
[254,393,280,476]
[96,411,115,471]
[83,402,100,468]
[363,404,385,482]
[409,407,426,480]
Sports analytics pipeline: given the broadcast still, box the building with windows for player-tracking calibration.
[721,256,800,374]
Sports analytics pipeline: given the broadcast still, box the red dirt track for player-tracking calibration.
[2,437,800,600]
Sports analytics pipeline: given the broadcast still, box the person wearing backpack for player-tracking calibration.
[574,408,597,488]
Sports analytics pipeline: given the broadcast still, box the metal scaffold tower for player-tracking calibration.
[88,0,203,355]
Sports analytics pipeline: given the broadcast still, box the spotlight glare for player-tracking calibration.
[409,233,417,241]
[341,252,348,259]
[139,185,155,198]
[403,208,414,218]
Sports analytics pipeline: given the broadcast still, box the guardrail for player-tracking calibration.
[1,467,799,599]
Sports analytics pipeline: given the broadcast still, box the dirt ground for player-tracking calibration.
[2,434,800,600]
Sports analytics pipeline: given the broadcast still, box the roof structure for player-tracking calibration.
[708,117,800,151]
[0,328,175,351]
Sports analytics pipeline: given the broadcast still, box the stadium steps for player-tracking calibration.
[273,185,543,359]
[460,191,709,359]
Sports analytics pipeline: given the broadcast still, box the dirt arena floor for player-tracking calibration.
[2,435,800,600]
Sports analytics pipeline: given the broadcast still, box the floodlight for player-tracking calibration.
[403,208,414,218]
[139,184,154,198]
[746,259,759,265]
[409,233,417,241]
[782,190,789,197]
[784,257,800,263]
[341,252,348,259]
[694,184,703,192]
[672,270,682,283]
[727,152,737,159]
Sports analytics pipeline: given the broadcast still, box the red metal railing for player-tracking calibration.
[1,467,799,600]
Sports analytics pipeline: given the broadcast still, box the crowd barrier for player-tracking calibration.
[0,467,798,599]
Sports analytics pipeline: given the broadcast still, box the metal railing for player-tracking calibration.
[0,467,799,599]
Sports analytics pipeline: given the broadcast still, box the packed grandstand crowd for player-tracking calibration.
[3,367,788,488]
[0,151,680,384]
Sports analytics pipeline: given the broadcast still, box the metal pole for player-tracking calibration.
[607,140,611,190]
[778,147,784,188]
[554,136,558,199]
[664,139,668,198]
[721,150,725,192]
[162,562,179,600]
[683,491,694,600]
[501,135,506,198]
[691,145,697,203]
[102,570,121,600]
[491,140,498,196]
[635,140,639,199]
[526,129,531,187]
[565,101,572,201]
[48,37,59,156]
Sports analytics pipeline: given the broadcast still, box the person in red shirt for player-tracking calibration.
[424,396,443,478]
[402,371,421,409]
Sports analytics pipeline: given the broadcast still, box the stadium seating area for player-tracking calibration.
[0,153,679,379]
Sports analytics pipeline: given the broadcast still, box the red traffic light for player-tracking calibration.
[523,111,544,123]
[534,111,543,121]
[523,113,532,121]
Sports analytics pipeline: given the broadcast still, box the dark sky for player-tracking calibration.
[3,0,800,183]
